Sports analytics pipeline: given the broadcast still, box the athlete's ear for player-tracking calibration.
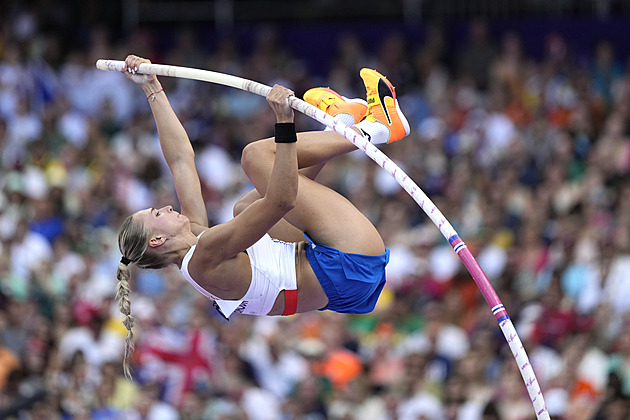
[149,235,166,248]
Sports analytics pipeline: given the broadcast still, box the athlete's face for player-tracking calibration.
[136,205,190,241]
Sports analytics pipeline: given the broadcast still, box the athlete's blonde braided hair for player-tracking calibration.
[116,214,170,378]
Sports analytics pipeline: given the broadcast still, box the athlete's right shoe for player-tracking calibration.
[303,87,368,125]
[357,68,410,144]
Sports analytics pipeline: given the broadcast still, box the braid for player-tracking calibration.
[116,261,135,379]
[116,212,173,378]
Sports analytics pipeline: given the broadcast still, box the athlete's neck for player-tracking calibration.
[171,231,199,268]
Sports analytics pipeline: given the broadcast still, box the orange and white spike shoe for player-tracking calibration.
[303,87,368,126]
[356,68,410,144]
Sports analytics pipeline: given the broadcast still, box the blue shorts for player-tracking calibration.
[304,241,390,314]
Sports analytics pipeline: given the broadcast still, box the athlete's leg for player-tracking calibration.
[233,89,366,243]
[234,130,356,244]
[242,139,385,255]
[240,69,409,254]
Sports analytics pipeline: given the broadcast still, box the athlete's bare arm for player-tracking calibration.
[194,85,298,265]
[123,55,208,234]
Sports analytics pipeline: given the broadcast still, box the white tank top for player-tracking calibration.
[179,233,297,319]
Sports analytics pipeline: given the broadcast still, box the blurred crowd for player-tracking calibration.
[2,2,630,419]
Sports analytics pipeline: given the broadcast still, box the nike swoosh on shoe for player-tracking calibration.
[378,78,393,125]
[359,128,372,142]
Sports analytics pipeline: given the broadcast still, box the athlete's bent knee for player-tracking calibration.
[241,140,273,176]
[233,190,262,217]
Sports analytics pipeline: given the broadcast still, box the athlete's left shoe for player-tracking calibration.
[355,68,410,144]
[303,87,368,126]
